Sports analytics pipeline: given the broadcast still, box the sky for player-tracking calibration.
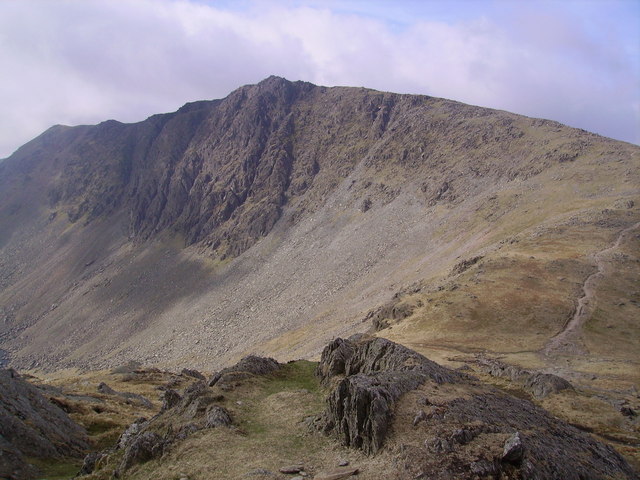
[0,0,638,158]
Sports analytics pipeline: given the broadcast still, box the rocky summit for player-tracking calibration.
[0,76,639,477]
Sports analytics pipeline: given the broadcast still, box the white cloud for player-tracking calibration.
[0,0,637,158]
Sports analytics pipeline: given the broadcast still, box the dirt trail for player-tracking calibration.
[544,221,640,357]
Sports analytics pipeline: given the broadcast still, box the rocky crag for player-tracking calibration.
[0,368,89,479]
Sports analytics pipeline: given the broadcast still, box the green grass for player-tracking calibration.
[263,360,321,395]
[29,458,82,480]
[85,418,120,436]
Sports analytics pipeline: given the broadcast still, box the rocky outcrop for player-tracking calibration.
[112,356,276,474]
[208,355,281,389]
[0,369,89,479]
[411,392,639,479]
[97,381,153,408]
[118,431,165,473]
[475,356,573,398]
[316,338,637,479]
[317,336,462,454]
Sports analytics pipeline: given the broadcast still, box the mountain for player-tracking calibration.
[0,75,637,368]
[1,75,639,472]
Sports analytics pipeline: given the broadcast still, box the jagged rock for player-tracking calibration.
[450,427,475,445]
[317,335,460,385]
[452,255,483,275]
[523,373,573,398]
[469,459,498,476]
[118,417,148,449]
[318,336,461,454]
[174,422,202,440]
[502,432,524,464]
[181,368,206,380]
[119,431,165,472]
[476,357,573,398]
[209,355,281,387]
[161,388,182,411]
[0,368,88,476]
[204,405,232,428]
[408,392,638,479]
[366,299,415,331]
[315,338,355,380]
[318,338,636,479]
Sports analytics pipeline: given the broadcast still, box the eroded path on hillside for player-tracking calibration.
[543,220,640,357]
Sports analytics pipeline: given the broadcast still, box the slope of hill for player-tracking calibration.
[0,76,638,389]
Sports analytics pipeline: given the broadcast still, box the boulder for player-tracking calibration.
[209,355,281,388]
[118,417,148,450]
[204,405,232,428]
[161,388,182,411]
[502,432,524,464]
[318,336,461,454]
[523,373,573,399]
[119,431,165,472]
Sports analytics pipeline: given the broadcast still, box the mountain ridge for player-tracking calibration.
[0,76,637,381]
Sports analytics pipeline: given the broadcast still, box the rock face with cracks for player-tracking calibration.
[317,335,463,454]
[316,337,638,479]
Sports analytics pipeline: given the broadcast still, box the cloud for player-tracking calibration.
[0,0,637,158]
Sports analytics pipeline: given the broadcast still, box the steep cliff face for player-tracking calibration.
[0,76,638,380]
[2,76,615,260]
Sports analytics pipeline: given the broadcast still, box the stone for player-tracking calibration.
[470,459,498,476]
[338,460,349,466]
[97,381,153,408]
[523,373,573,398]
[118,417,147,449]
[476,357,573,398]
[502,432,524,464]
[279,464,304,474]
[97,382,117,395]
[209,355,281,387]
[161,388,182,411]
[205,405,233,428]
[175,422,202,440]
[119,431,165,472]
[318,336,461,454]
[450,427,475,445]
[313,467,359,480]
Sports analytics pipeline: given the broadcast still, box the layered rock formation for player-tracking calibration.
[316,336,638,479]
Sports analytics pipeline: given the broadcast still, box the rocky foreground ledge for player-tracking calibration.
[1,337,638,479]
[316,335,638,479]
